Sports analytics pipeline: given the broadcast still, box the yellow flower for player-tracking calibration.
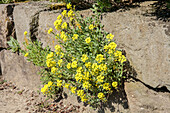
[81,54,88,62]
[97,75,104,83]
[24,53,29,57]
[41,84,49,93]
[104,45,109,50]
[120,55,126,63]
[67,3,72,9]
[85,62,91,68]
[67,63,71,69]
[64,83,70,89]
[114,50,122,57]
[108,42,117,50]
[70,17,74,22]
[62,10,67,17]
[75,72,83,82]
[99,64,107,71]
[71,61,77,68]
[103,83,110,91]
[108,49,113,54]
[83,81,91,89]
[58,59,63,67]
[112,82,118,88]
[77,90,84,96]
[80,94,88,102]
[48,28,53,34]
[85,37,91,44]
[68,10,74,17]
[98,92,105,100]
[24,31,27,35]
[95,54,105,63]
[72,34,78,41]
[46,52,54,59]
[83,71,90,81]
[46,59,56,68]
[76,67,83,73]
[57,15,62,20]
[89,24,94,30]
[61,22,67,29]
[60,53,64,58]
[71,86,76,94]
[55,45,61,51]
[48,81,53,86]
[57,79,62,87]
[54,19,62,27]
[106,33,114,41]
[51,67,58,73]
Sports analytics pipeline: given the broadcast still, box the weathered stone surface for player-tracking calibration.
[13,1,53,50]
[38,10,61,50]
[125,81,170,113]
[0,50,41,91]
[0,4,15,48]
[101,6,170,90]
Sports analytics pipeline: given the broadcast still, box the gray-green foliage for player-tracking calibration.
[7,37,20,53]
[23,40,51,67]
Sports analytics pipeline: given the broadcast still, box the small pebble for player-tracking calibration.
[25,107,29,110]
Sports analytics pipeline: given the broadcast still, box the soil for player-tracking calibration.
[0,77,82,113]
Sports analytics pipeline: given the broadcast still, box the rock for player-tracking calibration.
[0,4,15,49]
[125,81,170,112]
[0,50,41,91]
[101,9,170,90]
[38,10,61,50]
[13,1,53,50]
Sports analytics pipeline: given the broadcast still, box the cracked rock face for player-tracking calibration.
[0,4,15,49]
[125,81,170,113]
[101,6,170,91]
[13,1,53,50]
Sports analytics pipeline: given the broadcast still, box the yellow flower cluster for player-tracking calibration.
[85,37,91,44]
[97,92,105,100]
[41,81,53,94]
[114,50,126,63]
[104,42,117,54]
[81,54,88,62]
[48,28,53,34]
[89,24,95,30]
[60,31,68,42]
[95,54,105,63]
[106,33,114,41]
[72,34,79,41]
[46,52,56,68]
[42,3,127,106]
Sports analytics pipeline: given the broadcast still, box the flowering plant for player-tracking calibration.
[23,3,126,108]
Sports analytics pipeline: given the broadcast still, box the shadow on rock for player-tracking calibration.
[98,83,129,113]
[143,1,170,21]
[98,57,138,112]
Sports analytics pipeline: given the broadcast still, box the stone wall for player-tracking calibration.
[0,1,170,113]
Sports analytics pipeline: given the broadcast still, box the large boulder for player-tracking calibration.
[125,81,170,112]
[0,50,41,91]
[101,7,170,90]
[13,1,54,50]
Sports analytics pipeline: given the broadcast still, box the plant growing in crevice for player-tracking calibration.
[7,3,127,108]
[38,3,126,108]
